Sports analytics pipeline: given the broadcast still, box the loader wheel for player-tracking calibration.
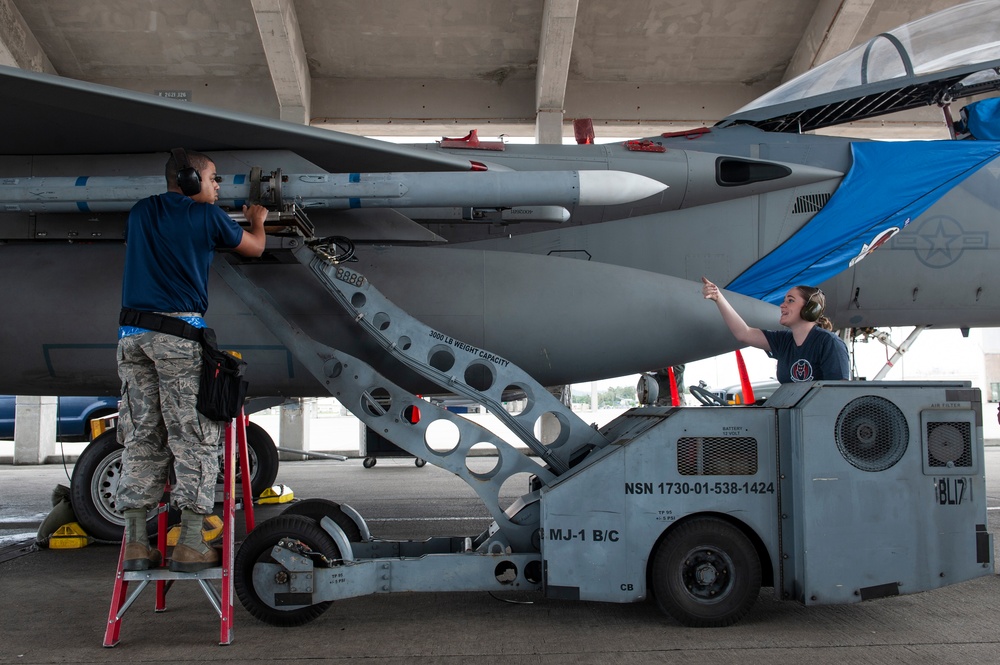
[282,498,364,542]
[235,514,341,626]
[651,517,760,627]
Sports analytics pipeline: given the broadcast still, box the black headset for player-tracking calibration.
[171,148,202,196]
[801,289,824,322]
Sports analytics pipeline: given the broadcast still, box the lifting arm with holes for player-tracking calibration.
[213,250,574,553]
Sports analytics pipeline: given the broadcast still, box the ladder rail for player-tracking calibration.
[102,413,248,647]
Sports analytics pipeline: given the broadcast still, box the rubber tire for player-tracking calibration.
[282,498,363,542]
[362,457,376,468]
[69,422,279,542]
[69,429,160,542]
[237,421,280,497]
[651,517,761,627]
[234,514,341,626]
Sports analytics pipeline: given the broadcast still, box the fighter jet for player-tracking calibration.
[1,0,998,549]
[1,1,998,403]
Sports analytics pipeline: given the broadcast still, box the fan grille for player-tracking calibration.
[926,421,972,468]
[835,395,908,472]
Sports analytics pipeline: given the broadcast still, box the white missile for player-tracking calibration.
[0,170,667,214]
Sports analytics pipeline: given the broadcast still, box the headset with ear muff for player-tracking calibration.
[801,289,824,322]
[171,147,202,197]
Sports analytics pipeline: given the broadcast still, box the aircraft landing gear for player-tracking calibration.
[69,421,279,541]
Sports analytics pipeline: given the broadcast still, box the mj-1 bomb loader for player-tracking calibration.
[215,237,992,627]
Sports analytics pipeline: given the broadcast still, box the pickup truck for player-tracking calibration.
[0,395,119,441]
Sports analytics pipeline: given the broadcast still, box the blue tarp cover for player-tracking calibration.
[965,98,1000,140]
[726,140,1000,303]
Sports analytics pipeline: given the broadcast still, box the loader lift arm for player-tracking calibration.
[213,242,611,553]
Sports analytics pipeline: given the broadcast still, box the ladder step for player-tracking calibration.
[122,567,225,582]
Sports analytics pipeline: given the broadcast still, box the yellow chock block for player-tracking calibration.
[90,414,119,439]
[257,484,294,504]
[202,515,224,542]
[49,522,91,549]
[166,515,224,546]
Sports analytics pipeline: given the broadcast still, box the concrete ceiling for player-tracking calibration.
[0,0,973,143]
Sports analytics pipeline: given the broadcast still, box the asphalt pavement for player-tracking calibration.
[1,454,999,664]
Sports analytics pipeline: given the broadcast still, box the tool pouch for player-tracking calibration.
[196,327,249,422]
[120,308,248,421]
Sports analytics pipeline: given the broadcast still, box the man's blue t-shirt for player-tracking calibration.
[763,327,850,383]
[121,192,243,314]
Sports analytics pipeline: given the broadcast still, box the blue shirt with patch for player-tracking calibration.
[121,192,243,316]
[763,327,850,383]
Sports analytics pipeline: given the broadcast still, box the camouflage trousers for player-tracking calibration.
[115,330,222,514]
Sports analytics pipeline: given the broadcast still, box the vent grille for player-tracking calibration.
[835,395,909,472]
[792,192,832,214]
[677,437,758,476]
[926,421,972,468]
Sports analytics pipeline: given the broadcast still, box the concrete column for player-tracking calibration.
[535,109,564,145]
[13,395,57,465]
[278,398,310,461]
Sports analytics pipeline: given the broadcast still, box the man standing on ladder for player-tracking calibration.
[115,149,266,572]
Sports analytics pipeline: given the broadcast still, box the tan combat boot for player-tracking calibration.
[169,509,220,572]
[122,508,161,571]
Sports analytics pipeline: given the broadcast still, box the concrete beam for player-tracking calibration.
[535,0,579,144]
[535,109,565,144]
[250,0,311,124]
[783,0,875,82]
[0,0,56,74]
[310,77,761,139]
[310,76,950,141]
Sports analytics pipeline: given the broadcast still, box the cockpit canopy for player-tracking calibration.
[718,0,1000,133]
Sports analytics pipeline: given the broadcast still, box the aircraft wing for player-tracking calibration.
[0,65,472,174]
[718,0,1000,133]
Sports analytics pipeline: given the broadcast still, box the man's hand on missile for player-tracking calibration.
[243,203,267,230]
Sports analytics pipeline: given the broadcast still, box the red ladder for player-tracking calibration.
[103,412,256,646]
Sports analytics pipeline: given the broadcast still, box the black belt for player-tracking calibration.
[119,308,205,343]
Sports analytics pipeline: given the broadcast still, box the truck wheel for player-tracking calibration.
[651,517,760,627]
[282,498,363,542]
[235,514,341,626]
